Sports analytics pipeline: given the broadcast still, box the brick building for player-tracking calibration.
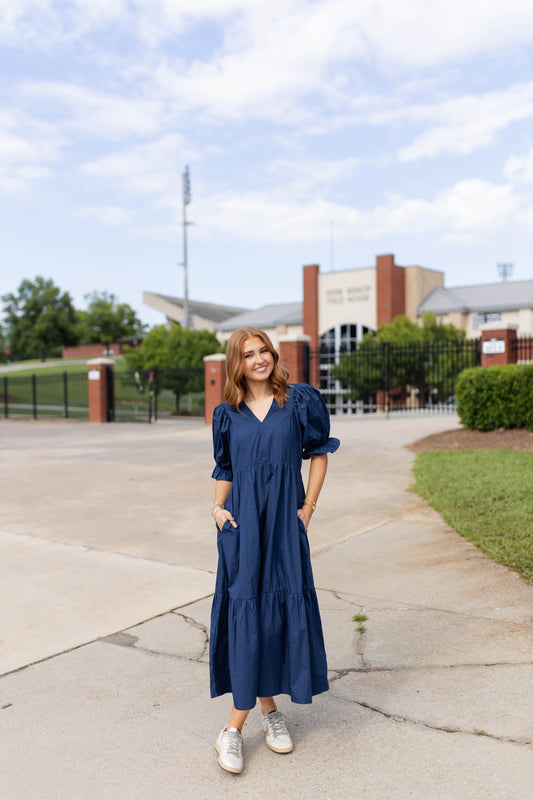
[145,254,443,343]
[144,253,533,356]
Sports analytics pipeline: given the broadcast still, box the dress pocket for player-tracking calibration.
[220,518,238,533]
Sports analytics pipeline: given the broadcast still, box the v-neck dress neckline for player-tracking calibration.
[242,397,276,423]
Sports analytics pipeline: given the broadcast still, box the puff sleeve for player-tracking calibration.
[294,384,340,460]
[211,404,233,480]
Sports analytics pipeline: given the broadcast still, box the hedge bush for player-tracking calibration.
[456,364,533,431]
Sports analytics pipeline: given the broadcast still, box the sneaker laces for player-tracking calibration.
[223,729,242,757]
[265,711,287,736]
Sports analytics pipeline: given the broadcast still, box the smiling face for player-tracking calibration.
[241,336,275,385]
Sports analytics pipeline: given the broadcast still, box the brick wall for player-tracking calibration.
[87,359,114,423]
[480,327,518,367]
[303,264,319,385]
[204,354,226,424]
[278,336,311,384]
[63,343,127,359]
[376,254,406,327]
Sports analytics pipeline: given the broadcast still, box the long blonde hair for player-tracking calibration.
[224,327,290,408]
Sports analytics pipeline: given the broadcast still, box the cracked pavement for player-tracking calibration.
[0,415,532,799]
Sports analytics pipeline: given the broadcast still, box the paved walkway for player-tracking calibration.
[0,415,532,799]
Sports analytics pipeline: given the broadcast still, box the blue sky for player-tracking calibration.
[2,0,533,327]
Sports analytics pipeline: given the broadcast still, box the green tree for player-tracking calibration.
[371,312,466,345]
[330,313,475,408]
[2,277,80,361]
[124,324,223,413]
[124,323,222,370]
[0,324,7,364]
[79,291,146,350]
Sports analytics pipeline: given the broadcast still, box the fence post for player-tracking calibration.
[153,367,159,422]
[204,354,226,425]
[87,358,115,423]
[32,374,37,419]
[3,376,7,418]
[148,368,156,423]
[479,324,518,367]
[63,372,69,418]
[278,335,312,385]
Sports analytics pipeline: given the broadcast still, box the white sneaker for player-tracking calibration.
[215,727,243,774]
[262,710,293,753]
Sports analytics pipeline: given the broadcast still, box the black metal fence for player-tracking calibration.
[113,366,205,423]
[312,339,482,415]
[514,336,533,363]
[10,335,530,421]
[1,366,205,423]
[1,372,89,419]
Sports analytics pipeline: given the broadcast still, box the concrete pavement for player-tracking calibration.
[0,414,532,799]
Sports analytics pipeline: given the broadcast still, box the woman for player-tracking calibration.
[210,327,339,774]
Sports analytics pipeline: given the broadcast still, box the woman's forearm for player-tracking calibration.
[306,454,328,504]
[214,479,232,507]
[298,454,328,530]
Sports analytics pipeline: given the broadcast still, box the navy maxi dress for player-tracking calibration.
[209,383,340,711]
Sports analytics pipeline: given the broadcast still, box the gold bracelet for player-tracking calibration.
[303,499,317,512]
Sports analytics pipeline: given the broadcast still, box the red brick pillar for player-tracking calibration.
[303,264,320,386]
[87,358,114,423]
[376,253,405,327]
[204,354,226,424]
[278,335,311,385]
[480,325,518,367]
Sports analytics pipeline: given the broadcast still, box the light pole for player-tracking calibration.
[182,165,192,329]
[497,262,513,282]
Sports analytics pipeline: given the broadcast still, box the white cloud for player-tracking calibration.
[80,134,195,199]
[147,2,350,124]
[76,205,131,226]
[0,110,65,194]
[21,82,163,140]
[503,147,533,184]
[5,1,533,141]
[194,178,518,244]
[350,0,533,69]
[371,180,517,237]
[0,0,257,48]
[398,82,533,161]
[265,156,360,197]
[5,0,533,67]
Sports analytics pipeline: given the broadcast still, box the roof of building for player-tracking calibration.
[216,301,303,331]
[144,292,249,324]
[418,280,533,315]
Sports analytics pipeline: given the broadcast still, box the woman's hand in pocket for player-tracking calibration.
[297,505,313,532]
[214,507,238,531]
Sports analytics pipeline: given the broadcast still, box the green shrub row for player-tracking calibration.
[456,364,533,431]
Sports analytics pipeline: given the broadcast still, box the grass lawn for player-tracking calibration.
[0,358,128,377]
[413,450,533,583]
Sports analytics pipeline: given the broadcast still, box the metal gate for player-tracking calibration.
[312,339,482,415]
[112,366,204,423]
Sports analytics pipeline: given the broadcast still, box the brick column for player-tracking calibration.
[376,253,405,327]
[480,325,518,367]
[278,335,311,384]
[303,264,320,386]
[87,358,114,423]
[204,353,226,424]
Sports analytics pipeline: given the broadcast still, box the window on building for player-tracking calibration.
[473,312,501,329]
[318,324,372,414]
